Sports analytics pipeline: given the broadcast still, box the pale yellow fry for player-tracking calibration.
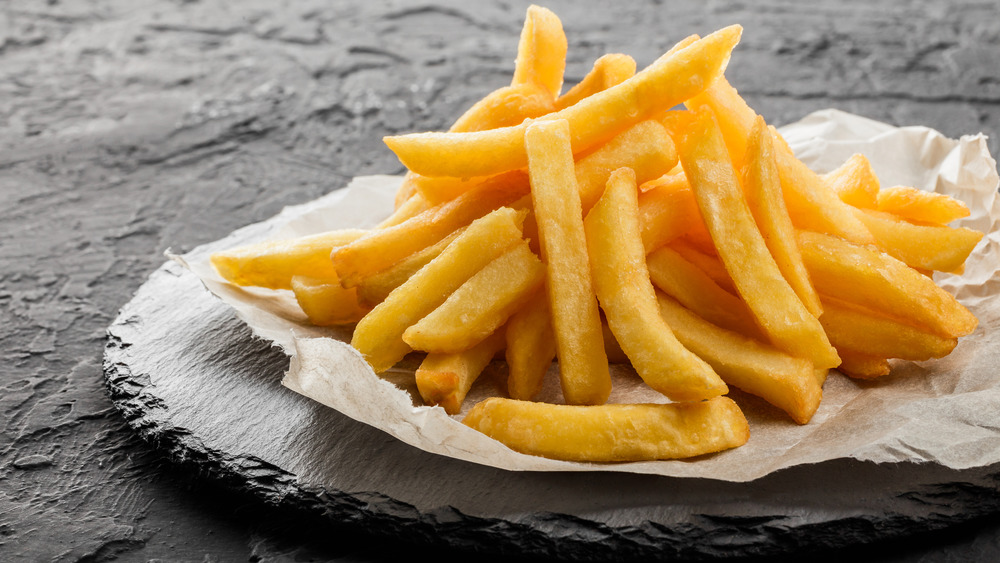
[656,293,821,425]
[384,26,742,178]
[555,53,636,110]
[211,229,366,290]
[505,291,556,401]
[877,185,971,225]
[823,153,879,209]
[416,329,506,416]
[678,109,840,369]
[525,119,610,405]
[743,115,823,317]
[355,227,465,307]
[350,207,525,373]
[819,298,958,361]
[797,230,978,338]
[852,207,983,273]
[511,5,567,99]
[291,275,368,326]
[450,82,556,133]
[586,168,727,401]
[463,396,749,462]
[403,241,545,353]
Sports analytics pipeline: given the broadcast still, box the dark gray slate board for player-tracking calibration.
[104,258,1000,561]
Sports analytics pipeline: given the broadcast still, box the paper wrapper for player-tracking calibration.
[176,109,1000,482]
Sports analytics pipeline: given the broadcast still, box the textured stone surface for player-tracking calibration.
[3,0,1000,560]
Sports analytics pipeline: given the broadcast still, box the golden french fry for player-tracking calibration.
[852,207,983,273]
[743,115,823,317]
[333,176,529,287]
[394,173,420,209]
[384,26,742,178]
[797,230,978,338]
[211,229,366,290]
[416,329,506,415]
[638,174,705,254]
[819,298,958,361]
[511,5,568,99]
[670,238,737,293]
[877,185,971,225]
[656,293,821,424]
[354,227,465,307]
[450,82,556,133]
[291,275,368,326]
[585,167,727,401]
[350,207,525,373]
[678,109,839,369]
[379,190,431,229]
[836,350,891,380]
[463,396,749,462]
[555,53,636,110]
[505,291,557,401]
[403,241,545,353]
[823,153,879,209]
[526,119,611,405]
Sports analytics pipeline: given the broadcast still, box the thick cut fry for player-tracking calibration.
[743,115,823,317]
[836,350,891,379]
[656,294,821,424]
[332,177,529,287]
[350,207,525,373]
[403,241,545,353]
[797,230,978,338]
[355,227,465,307]
[877,186,971,225]
[647,245,762,339]
[291,275,368,326]
[638,176,705,254]
[385,26,742,178]
[819,298,958,361]
[555,53,636,110]
[463,396,749,462]
[670,238,737,293]
[450,82,556,133]
[823,153,879,209]
[678,109,840,369]
[526,119,611,405]
[380,190,431,228]
[585,168,727,401]
[511,5,567,99]
[416,330,506,415]
[505,291,556,401]
[852,207,983,273]
[211,229,366,290]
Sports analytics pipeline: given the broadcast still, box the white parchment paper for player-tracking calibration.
[177,109,1000,482]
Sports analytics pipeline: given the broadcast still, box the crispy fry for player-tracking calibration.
[852,207,983,273]
[450,82,556,133]
[379,190,431,228]
[585,168,727,401]
[836,350,891,380]
[355,227,465,307]
[505,291,557,401]
[638,175,704,254]
[555,53,636,110]
[463,396,749,462]
[823,153,879,209]
[384,26,742,178]
[291,275,368,326]
[819,298,958,361]
[526,119,611,405]
[511,5,568,99]
[416,329,506,415]
[350,207,525,373]
[877,185,971,225]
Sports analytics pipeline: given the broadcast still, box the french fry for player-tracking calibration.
[836,350,891,380]
[355,227,465,307]
[403,240,545,353]
[585,167,727,402]
[505,291,557,401]
[416,329,506,415]
[379,190,431,228]
[450,82,556,133]
[819,298,958,361]
[211,229,366,290]
[823,153,879,209]
[555,53,636,110]
[670,238,737,294]
[797,230,978,338]
[638,176,705,254]
[677,108,840,369]
[656,293,821,424]
[742,115,823,317]
[350,207,526,373]
[291,275,368,326]
[384,26,742,178]
[511,5,568,99]
[463,396,749,462]
[877,185,971,225]
[526,119,611,405]
[852,207,983,273]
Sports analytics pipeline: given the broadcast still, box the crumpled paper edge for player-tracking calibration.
[176,109,1000,482]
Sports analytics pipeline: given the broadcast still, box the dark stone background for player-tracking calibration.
[2,0,999,561]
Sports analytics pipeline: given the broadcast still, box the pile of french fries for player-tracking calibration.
[210,6,983,463]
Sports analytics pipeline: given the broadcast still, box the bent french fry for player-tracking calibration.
[416,329,506,415]
[743,115,823,317]
[852,207,983,273]
[585,168,727,402]
[384,25,742,178]
[511,5,567,99]
[403,241,545,353]
[463,396,750,462]
[678,109,839,369]
[211,229,366,290]
[656,293,821,424]
[877,185,971,225]
[505,291,557,401]
[350,207,525,373]
[555,53,636,110]
[526,119,611,405]
[797,230,978,338]
[823,153,879,209]
[819,298,958,361]
[291,275,368,326]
